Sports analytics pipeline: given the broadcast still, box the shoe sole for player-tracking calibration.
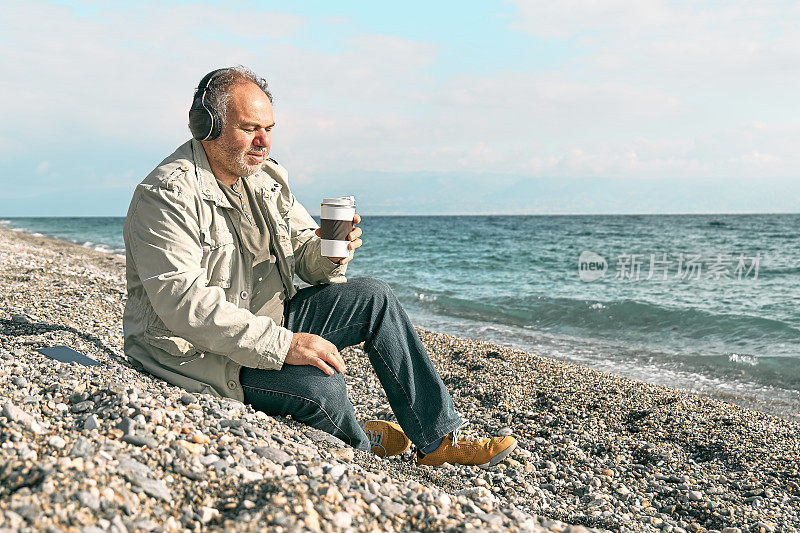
[479,440,518,469]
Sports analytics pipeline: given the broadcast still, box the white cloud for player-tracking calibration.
[2,0,800,205]
[35,161,50,175]
[508,0,800,85]
[0,3,305,146]
[509,0,672,39]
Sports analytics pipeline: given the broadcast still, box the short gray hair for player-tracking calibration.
[205,66,273,128]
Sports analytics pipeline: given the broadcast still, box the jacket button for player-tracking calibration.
[180,164,190,171]
[227,380,237,390]
[240,290,249,299]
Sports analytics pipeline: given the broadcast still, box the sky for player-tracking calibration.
[1,0,799,216]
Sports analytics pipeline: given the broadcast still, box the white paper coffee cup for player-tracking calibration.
[320,196,356,258]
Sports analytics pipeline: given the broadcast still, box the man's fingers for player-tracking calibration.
[333,351,346,373]
[347,238,362,250]
[320,349,346,373]
[313,357,335,376]
[315,338,345,374]
[353,213,361,225]
[348,227,362,241]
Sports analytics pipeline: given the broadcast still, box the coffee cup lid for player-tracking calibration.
[321,196,355,207]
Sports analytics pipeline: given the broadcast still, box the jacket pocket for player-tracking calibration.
[201,226,234,288]
[144,326,199,358]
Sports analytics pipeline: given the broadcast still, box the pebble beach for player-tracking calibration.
[0,225,798,533]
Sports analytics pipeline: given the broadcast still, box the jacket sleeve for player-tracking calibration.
[126,182,292,369]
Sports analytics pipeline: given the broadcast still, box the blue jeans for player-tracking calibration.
[239,277,464,451]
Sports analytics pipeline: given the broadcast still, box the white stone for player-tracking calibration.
[438,493,452,507]
[331,512,352,528]
[199,506,218,524]
[201,454,220,466]
[241,470,263,483]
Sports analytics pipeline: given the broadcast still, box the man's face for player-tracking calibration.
[204,81,274,183]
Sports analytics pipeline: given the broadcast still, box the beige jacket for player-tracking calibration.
[122,139,347,402]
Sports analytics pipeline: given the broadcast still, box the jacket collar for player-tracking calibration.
[190,139,234,208]
[190,139,280,204]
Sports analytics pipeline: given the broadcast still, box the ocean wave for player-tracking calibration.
[407,293,800,359]
[81,241,124,255]
[728,353,758,366]
[410,309,800,418]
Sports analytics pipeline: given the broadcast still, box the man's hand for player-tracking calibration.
[284,332,346,375]
[316,213,362,265]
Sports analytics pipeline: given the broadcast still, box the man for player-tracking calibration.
[123,66,516,467]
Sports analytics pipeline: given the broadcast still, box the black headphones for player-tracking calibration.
[189,69,227,141]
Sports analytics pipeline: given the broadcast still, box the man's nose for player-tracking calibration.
[253,129,269,146]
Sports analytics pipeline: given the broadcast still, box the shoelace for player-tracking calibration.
[450,428,481,446]
[364,428,387,456]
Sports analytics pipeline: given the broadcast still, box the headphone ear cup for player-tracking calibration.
[189,68,227,140]
[207,105,223,140]
[189,102,213,141]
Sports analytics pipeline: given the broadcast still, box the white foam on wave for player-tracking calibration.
[407,307,800,420]
[80,241,123,255]
[728,353,758,366]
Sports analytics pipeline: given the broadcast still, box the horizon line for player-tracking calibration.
[3,211,800,218]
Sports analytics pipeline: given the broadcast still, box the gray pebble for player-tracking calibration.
[117,417,135,435]
[134,475,172,502]
[2,402,43,433]
[70,400,94,413]
[122,433,157,448]
[83,414,100,431]
[69,436,94,457]
[180,393,196,405]
[253,446,291,464]
[78,490,100,511]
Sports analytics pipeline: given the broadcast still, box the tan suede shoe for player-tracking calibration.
[416,430,517,467]
[361,420,411,457]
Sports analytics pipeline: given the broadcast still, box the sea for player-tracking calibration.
[2,214,799,421]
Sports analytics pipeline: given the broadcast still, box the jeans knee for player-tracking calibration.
[307,371,349,410]
[349,277,395,302]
